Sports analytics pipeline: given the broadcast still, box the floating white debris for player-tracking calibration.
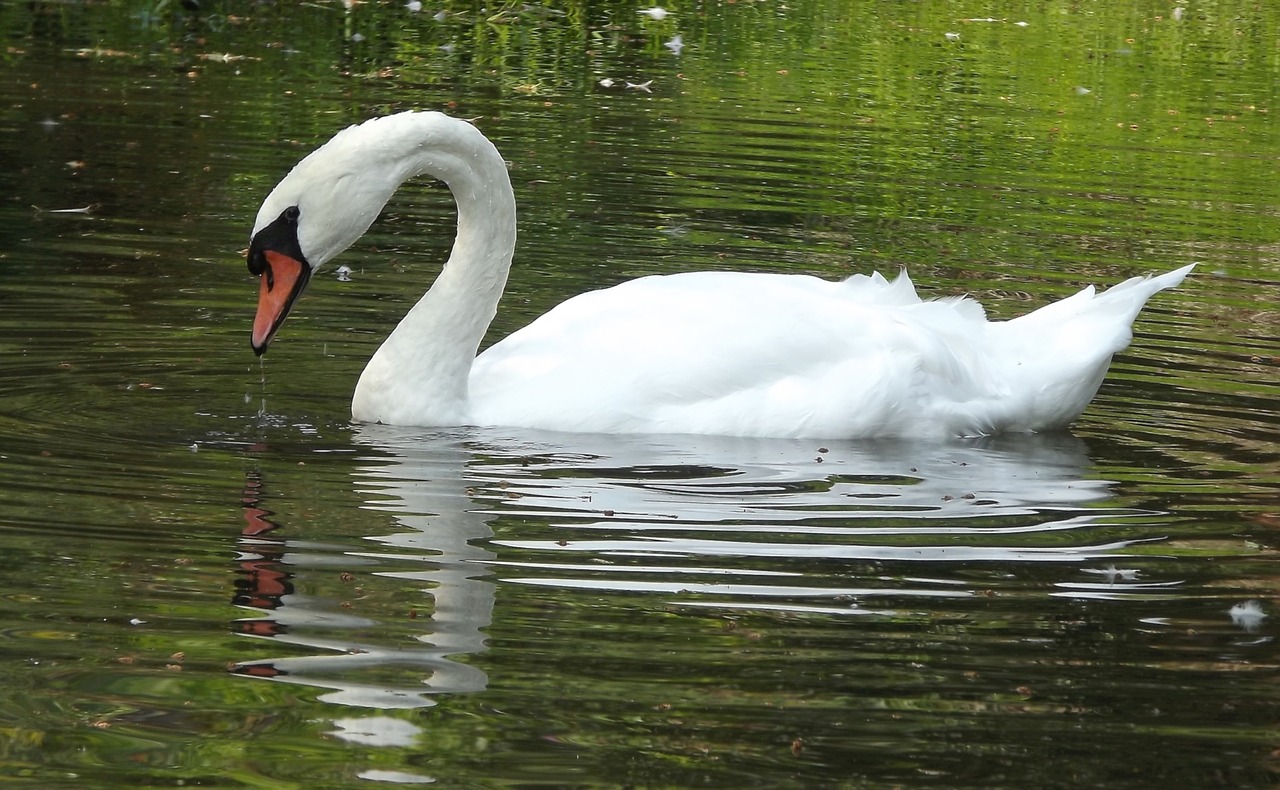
[199,52,253,63]
[406,0,422,11]
[1014,21,1029,27]
[944,32,961,41]
[598,77,615,88]
[358,770,436,785]
[350,32,365,43]
[1083,565,1140,584]
[36,205,93,214]
[1230,600,1266,631]
[129,618,146,626]
[336,265,354,282]
[664,34,684,55]
[626,80,654,93]
[433,10,447,22]
[439,43,455,53]
[1074,85,1092,95]
[1172,7,1185,21]
[638,6,670,20]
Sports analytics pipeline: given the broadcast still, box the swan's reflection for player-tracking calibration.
[231,427,1149,711]
[231,436,493,710]
[440,429,1163,614]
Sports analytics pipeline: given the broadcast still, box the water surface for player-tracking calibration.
[0,2,1277,786]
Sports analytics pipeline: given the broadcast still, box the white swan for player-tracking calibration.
[247,111,1193,439]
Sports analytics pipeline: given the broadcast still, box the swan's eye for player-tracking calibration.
[283,206,300,223]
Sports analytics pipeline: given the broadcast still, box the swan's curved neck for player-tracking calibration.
[351,117,516,425]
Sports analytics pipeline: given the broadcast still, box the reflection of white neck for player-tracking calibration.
[355,431,495,692]
[350,117,517,426]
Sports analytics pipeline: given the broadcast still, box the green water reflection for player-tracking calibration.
[0,1,1277,787]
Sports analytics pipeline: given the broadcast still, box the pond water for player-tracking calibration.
[0,1,1278,786]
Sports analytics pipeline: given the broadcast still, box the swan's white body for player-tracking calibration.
[249,111,1193,439]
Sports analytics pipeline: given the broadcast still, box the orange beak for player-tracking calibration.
[251,250,310,355]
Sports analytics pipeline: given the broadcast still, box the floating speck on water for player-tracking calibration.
[945,32,961,41]
[336,264,353,282]
[1229,600,1266,631]
[359,770,436,785]
[1075,86,1092,95]
[664,34,684,55]
[638,6,670,21]
[598,77,615,88]
[406,0,421,11]
[350,33,365,43]
[1172,6,1185,21]
[626,80,654,93]
[1083,565,1140,584]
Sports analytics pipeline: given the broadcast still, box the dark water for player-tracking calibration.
[0,2,1277,786]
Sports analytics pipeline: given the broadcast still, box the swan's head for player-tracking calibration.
[247,110,512,355]
[247,116,393,356]
[247,111,456,354]
[247,204,311,355]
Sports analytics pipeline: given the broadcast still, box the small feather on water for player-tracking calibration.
[1229,600,1266,631]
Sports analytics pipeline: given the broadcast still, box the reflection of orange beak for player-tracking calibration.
[251,250,310,355]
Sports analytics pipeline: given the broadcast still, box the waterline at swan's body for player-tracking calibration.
[246,111,1193,439]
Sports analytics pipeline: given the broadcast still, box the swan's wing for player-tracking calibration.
[469,271,998,438]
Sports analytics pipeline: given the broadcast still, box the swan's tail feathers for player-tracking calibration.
[985,264,1193,433]
[1091,262,1196,319]
[1009,263,1194,333]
